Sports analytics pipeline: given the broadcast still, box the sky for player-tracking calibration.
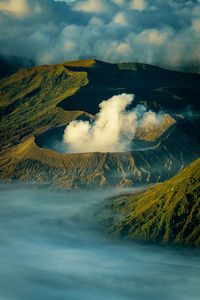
[0,0,200,70]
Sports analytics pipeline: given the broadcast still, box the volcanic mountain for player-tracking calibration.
[0,59,200,189]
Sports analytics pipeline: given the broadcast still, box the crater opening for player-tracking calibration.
[35,113,91,153]
[35,127,157,154]
[35,125,67,153]
[36,93,185,154]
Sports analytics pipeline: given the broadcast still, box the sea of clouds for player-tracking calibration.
[0,0,200,71]
[0,182,200,300]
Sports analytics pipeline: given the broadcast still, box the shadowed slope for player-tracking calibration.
[105,158,200,246]
[58,60,200,114]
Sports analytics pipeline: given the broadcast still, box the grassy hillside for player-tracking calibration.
[105,158,200,246]
[0,61,91,149]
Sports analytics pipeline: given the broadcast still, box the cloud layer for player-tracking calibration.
[63,93,163,153]
[0,0,200,71]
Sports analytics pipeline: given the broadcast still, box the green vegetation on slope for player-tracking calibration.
[105,158,200,246]
[0,62,90,149]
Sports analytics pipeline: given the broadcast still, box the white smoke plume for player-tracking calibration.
[63,93,163,153]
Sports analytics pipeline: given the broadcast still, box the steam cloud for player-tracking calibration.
[63,93,163,153]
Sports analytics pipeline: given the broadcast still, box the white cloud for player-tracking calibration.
[192,19,200,33]
[64,40,77,52]
[74,0,109,13]
[38,53,53,65]
[130,0,147,11]
[116,42,131,56]
[147,30,168,45]
[111,0,124,6]
[0,0,29,17]
[89,16,105,25]
[113,12,127,26]
[136,27,173,46]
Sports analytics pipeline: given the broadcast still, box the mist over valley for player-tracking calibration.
[0,182,200,300]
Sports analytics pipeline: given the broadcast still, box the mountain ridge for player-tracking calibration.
[103,157,200,246]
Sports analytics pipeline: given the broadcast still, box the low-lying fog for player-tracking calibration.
[0,182,200,300]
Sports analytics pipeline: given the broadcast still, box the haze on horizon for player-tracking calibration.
[0,0,200,72]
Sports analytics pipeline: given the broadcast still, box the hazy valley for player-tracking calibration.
[1,183,200,300]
